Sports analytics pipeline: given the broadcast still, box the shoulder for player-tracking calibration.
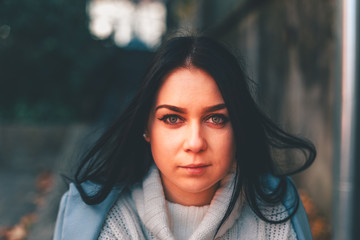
[53,182,124,240]
[99,190,143,239]
[261,175,313,240]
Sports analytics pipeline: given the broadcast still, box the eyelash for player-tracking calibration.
[205,114,229,125]
[158,114,229,126]
[158,114,184,125]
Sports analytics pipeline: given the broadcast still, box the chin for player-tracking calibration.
[180,181,218,194]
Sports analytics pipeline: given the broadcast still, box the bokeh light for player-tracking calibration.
[88,0,166,48]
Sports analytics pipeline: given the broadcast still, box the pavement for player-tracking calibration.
[0,125,91,239]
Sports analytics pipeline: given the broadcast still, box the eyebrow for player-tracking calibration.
[155,105,186,113]
[155,103,227,114]
[204,103,227,113]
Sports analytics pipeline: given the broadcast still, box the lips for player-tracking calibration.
[180,164,211,174]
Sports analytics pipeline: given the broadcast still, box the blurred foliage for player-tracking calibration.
[299,190,331,240]
[0,0,152,124]
[0,171,54,240]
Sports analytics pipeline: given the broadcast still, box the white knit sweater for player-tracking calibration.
[167,201,209,240]
[99,166,297,240]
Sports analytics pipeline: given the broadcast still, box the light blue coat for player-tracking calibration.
[53,178,312,240]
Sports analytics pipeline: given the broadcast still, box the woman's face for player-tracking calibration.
[145,67,236,206]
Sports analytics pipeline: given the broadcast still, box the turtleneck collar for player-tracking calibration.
[131,165,244,240]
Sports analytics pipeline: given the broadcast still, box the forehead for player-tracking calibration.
[155,67,224,106]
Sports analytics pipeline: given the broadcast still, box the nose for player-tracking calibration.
[184,123,207,153]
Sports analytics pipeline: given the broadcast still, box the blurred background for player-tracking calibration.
[0,0,359,239]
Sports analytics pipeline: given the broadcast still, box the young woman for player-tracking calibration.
[54,36,316,240]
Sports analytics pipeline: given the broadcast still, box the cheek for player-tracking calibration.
[212,130,236,174]
[149,125,183,160]
[209,128,236,155]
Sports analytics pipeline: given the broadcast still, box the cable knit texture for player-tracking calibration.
[167,201,209,240]
[99,166,297,240]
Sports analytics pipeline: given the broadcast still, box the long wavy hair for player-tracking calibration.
[74,36,316,229]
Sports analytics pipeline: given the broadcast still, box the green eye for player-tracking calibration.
[158,114,183,125]
[168,116,178,123]
[211,115,223,124]
[207,114,228,126]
